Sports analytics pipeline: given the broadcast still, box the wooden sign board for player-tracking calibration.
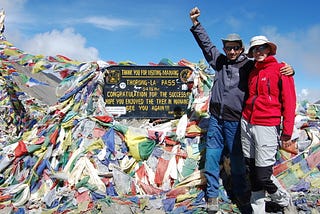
[103,65,192,119]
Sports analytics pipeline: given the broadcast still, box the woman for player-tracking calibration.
[241,35,296,212]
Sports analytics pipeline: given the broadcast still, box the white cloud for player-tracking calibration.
[259,25,320,103]
[1,0,26,12]
[1,0,33,25]
[1,1,103,63]
[83,16,134,31]
[225,16,242,30]
[301,88,309,97]
[21,28,99,62]
[297,88,320,103]
[81,16,161,38]
[261,25,320,77]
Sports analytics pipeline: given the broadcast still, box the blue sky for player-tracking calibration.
[2,0,320,102]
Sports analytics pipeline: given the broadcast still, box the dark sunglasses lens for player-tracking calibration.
[234,46,240,51]
[253,44,268,52]
[225,46,241,51]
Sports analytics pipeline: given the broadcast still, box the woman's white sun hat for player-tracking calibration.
[247,35,277,58]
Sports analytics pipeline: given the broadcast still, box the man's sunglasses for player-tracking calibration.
[224,46,242,51]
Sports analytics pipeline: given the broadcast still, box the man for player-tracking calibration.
[189,7,294,213]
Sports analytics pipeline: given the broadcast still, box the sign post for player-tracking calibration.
[103,65,192,119]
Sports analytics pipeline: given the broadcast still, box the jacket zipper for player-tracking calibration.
[268,78,271,100]
[219,66,229,119]
[249,73,259,123]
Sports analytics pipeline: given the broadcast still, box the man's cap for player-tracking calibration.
[221,33,243,47]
